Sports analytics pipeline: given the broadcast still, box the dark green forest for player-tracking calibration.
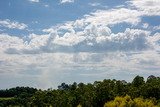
[0,75,160,107]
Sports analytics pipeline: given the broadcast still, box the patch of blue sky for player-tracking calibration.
[142,16,160,26]
[109,23,132,33]
[0,28,29,37]
[0,73,40,89]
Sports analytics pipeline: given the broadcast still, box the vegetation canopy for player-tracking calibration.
[0,75,160,107]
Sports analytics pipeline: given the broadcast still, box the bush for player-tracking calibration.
[104,95,157,107]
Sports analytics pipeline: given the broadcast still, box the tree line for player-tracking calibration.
[0,75,160,107]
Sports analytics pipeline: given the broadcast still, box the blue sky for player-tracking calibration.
[0,0,160,89]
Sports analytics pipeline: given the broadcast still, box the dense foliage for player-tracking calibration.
[104,95,157,107]
[0,75,160,107]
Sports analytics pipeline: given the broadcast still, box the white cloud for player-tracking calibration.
[84,8,141,26]
[60,0,74,4]
[1,0,160,89]
[44,4,49,7]
[0,48,160,89]
[142,23,149,29]
[153,26,160,30]
[128,0,160,16]
[53,32,86,46]
[41,0,160,53]
[0,33,25,51]
[0,30,159,88]
[28,0,39,3]
[43,0,160,37]
[27,33,49,48]
[89,2,101,7]
[148,33,160,51]
[0,19,27,30]
[41,7,144,51]
[44,0,160,35]
[2,27,152,54]
[41,22,152,53]
[43,7,141,36]
[43,27,57,33]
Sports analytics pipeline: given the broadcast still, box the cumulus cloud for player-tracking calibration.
[153,26,160,31]
[0,19,27,30]
[40,0,160,53]
[1,27,152,54]
[84,8,141,26]
[128,0,160,16]
[142,23,149,29]
[50,27,150,52]
[1,1,156,54]
[60,0,74,4]
[43,0,160,36]
[42,0,160,36]
[148,33,160,51]
[42,7,141,35]
[0,34,25,51]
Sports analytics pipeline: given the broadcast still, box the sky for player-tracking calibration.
[0,0,160,89]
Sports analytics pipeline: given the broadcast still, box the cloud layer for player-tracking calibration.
[2,27,154,54]
[0,19,27,30]
[0,0,160,89]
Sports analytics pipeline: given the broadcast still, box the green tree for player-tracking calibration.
[132,75,145,87]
